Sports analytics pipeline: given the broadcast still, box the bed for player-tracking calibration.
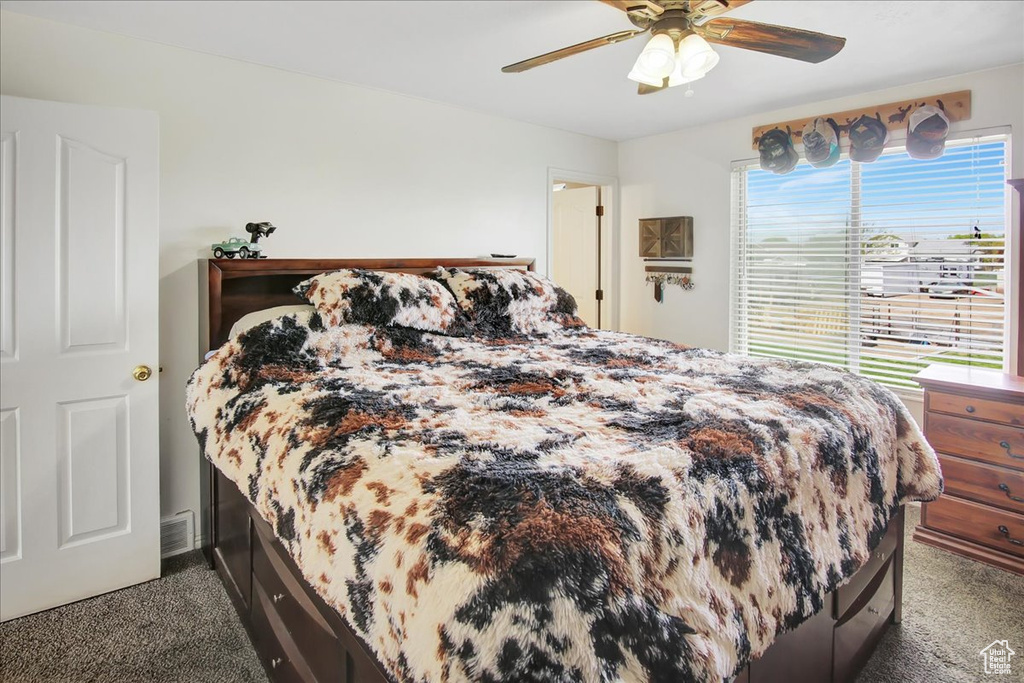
[191,257,941,683]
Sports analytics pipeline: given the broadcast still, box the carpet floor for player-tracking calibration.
[1,505,1021,682]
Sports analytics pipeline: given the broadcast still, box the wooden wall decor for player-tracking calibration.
[639,216,693,259]
[751,90,971,149]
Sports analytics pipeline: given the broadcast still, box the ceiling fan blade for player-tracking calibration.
[687,0,753,20]
[638,80,668,95]
[698,18,846,63]
[501,29,646,73]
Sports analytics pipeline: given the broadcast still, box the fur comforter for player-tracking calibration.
[186,314,941,683]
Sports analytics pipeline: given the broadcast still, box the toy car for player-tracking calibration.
[211,237,263,259]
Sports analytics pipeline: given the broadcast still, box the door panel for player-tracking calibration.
[58,396,129,547]
[0,95,159,621]
[0,407,21,562]
[1,132,15,361]
[59,137,127,352]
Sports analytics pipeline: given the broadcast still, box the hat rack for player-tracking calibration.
[751,90,971,150]
[645,265,693,302]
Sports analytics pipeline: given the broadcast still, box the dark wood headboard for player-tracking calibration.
[200,257,536,353]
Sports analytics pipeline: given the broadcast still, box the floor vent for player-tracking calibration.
[160,511,195,558]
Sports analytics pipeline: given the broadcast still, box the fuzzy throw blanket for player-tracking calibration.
[186,314,941,683]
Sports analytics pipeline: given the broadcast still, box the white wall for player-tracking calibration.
[0,11,618,526]
[617,64,1024,423]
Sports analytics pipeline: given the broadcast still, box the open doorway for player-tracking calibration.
[548,171,617,330]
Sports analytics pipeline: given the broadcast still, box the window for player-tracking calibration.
[730,135,1011,394]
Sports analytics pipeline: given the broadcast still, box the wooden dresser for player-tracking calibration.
[914,365,1024,574]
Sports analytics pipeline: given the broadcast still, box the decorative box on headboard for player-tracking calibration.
[640,216,693,259]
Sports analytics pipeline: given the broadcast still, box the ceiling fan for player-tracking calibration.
[501,0,846,95]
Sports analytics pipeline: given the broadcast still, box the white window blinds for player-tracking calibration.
[730,135,1011,393]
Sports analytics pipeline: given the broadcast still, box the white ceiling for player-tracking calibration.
[3,0,1022,141]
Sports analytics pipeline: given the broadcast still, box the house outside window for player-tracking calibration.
[730,134,1011,395]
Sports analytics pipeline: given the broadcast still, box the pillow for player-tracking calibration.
[229,304,316,339]
[432,267,584,336]
[293,269,465,334]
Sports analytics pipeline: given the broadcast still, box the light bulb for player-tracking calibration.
[677,33,719,79]
[668,49,705,88]
[637,33,676,78]
[628,63,665,87]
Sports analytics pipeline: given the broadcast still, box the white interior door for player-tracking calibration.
[552,186,600,327]
[0,95,160,621]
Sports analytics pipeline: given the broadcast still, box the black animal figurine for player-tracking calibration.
[888,104,913,124]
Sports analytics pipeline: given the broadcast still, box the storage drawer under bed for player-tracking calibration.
[833,517,898,620]
[833,560,895,682]
[251,577,306,683]
[252,516,348,682]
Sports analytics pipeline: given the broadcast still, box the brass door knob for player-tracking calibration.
[133,365,153,382]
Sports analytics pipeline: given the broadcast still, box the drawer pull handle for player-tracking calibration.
[997,525,1024,546]
[1000,441,1023,460]
[271,657,283,669]
[272,592,285,603]
[965,405,975,413]
[998,483,1024,503]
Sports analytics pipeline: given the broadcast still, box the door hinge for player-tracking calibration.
[595,205,605,217]
[595,289,604,301]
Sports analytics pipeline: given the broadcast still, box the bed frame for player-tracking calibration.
[199,257,905,683]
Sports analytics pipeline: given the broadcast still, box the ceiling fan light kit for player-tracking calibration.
[630,31,718,89]
[501,1,846,96]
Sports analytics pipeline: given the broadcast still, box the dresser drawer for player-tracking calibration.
[252,522,347,682]
[928,391,1024,427]
[924,496,1024,557]
[927,413,1024,471]
[833,560,894,683]
[834,517,898,619]
[939,455,1024,514]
